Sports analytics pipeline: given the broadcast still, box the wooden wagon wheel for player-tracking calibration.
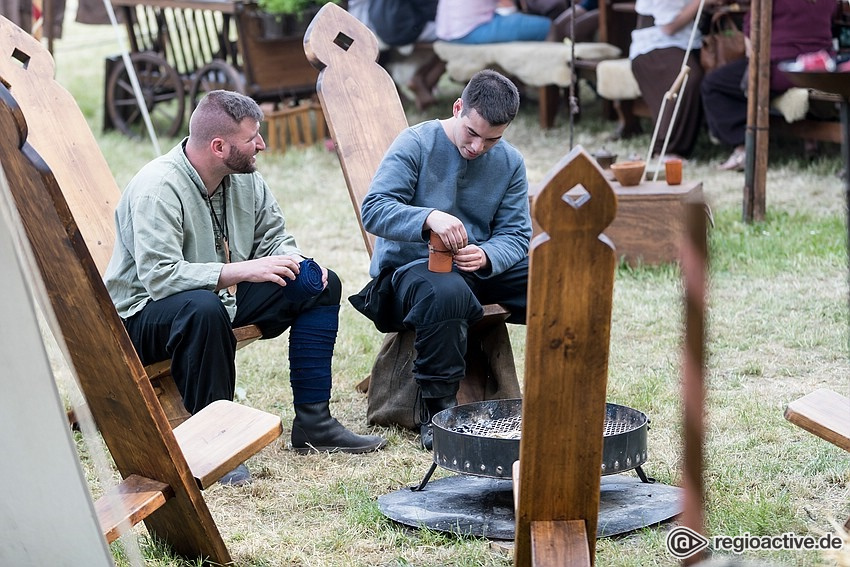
[106,52,186,140]
[189,60,246,113]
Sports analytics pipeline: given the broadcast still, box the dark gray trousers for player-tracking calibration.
[390,258,528,398]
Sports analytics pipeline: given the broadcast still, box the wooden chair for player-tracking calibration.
[0,15,262,427]
[303,3,521,429]
[0,17,282,564]
[512,148,618,566]
[784,388,850,529]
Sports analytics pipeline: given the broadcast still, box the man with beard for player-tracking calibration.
[104,91,386,486]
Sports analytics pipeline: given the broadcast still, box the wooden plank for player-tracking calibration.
[96,475,173,544]
[174,400,283,489]
[515,148,617,567]
[785,388,850,452]
[530,520,591,567]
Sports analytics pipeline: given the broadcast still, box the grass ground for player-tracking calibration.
[38,8,850,566]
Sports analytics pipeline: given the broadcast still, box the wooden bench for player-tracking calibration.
[304,4,522,430]
[784,388,850,529]
[0,15,282,563]
[596,57,842,144]
[432,39,621,130]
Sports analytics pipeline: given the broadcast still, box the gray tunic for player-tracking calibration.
[361,120,531,278]
[104,140,302,321]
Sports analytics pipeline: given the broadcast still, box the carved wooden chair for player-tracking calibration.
[0,16,281,563]
[512,148,618,566]
[303,3,521,430]
[0,16,262,428]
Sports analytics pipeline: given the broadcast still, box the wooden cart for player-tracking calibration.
[105,0,321,138]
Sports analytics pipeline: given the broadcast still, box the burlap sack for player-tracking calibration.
[365,322,522,430]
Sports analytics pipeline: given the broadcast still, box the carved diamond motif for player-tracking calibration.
[562,184,590,209]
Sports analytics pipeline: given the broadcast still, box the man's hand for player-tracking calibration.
[217,254,303,291]
[425,210,467,253]
[453,244,489,272]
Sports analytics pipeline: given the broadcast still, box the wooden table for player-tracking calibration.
[530,177,705,266]
[605,178,705,266]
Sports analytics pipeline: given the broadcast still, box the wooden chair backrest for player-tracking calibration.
[0,20,119,274]
[303,2,409,257]
[0,16,262,427]
[515,147,618,566]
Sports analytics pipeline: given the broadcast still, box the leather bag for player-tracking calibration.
[700,12,747,73]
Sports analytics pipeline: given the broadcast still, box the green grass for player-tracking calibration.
[41,8,850,567]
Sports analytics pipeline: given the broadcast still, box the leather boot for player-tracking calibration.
[218,463,252,487]
[419,394,457,451]
[290,401,387,454]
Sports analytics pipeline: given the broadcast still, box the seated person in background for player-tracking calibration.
[629,0,705,160]
[701,0,837,171]
[359,70,531,450]
[104,91,386,485]
[523,0,599,43]
[435,0,573,43]
[348,0,446,110]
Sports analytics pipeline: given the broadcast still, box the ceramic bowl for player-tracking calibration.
[610,160,646,186]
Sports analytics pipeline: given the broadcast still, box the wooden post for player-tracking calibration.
[743,0,772,222]
[681,201,708,565]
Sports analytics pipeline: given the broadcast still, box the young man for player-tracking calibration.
[104,90,386,485]
[359,69,531,449]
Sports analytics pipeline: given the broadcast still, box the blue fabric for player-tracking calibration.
[283,258,325,303]
[288,304,338,404]
[450,12,551,44]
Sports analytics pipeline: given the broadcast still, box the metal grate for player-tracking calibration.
[450,416,636,439]
[450,415,522,439]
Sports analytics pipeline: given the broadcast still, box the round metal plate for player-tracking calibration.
[377,473,682,539]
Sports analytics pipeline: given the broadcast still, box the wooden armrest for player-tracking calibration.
[530,520,591,567]
[784,388,850,452]
[174,400,282,489]
[95,474,173,543]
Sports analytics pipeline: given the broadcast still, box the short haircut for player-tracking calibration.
[460,69,520,126]
[188,90,264,145]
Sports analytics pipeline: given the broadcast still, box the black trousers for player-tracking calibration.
[701,58,750,147]
[390,258,528,398]
[124,271,342,414]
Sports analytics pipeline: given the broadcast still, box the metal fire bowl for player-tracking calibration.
[431,399,648,479]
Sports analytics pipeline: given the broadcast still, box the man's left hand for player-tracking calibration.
[453,245,489,272]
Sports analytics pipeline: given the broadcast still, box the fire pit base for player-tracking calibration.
[377,472,682,540]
